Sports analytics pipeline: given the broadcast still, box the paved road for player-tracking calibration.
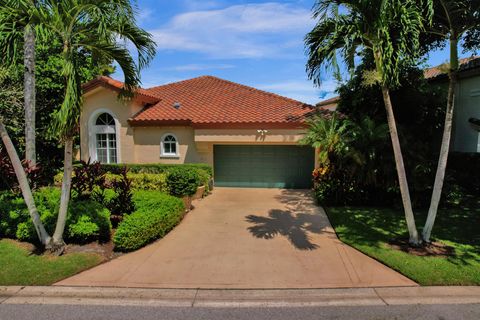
[1,304,480,320]
[58,188,414,288]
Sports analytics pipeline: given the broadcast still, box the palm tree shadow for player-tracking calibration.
[246,209,326,250]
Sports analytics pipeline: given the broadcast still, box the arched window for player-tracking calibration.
[93,112,117,163]
[161,134,179,157]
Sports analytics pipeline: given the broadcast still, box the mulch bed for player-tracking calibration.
[388,238,456,257]
[65,240,122,260]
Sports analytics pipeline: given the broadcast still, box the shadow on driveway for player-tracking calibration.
[246,190,331,250]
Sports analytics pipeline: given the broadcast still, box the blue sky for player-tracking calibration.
[116,0,470,104]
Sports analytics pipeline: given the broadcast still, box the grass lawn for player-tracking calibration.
[0,239,104,286]
[326,204,480,285]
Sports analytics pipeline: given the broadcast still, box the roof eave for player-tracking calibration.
[127,120,307,129]
[82,77,160,105]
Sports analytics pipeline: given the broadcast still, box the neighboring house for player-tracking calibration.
[80,76,317,188]
[426,57,480,153]
[317,57,480,153]
[316,96,339,112]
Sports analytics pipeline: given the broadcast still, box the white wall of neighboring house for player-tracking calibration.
[453,75,480,153]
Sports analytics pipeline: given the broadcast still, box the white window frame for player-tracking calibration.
[160,133,180,158]
[88,108,121,163]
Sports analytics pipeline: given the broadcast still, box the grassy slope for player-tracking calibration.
[0,239,103,286]
[327,205,480,285]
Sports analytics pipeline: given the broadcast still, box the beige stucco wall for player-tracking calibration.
[80,87,143,163]
[132,126,204,164]
[80,87,315,167]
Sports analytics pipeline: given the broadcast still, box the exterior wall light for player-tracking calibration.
[257,129,268,136]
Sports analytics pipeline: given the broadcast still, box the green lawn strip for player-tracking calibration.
[326,207,480,286]
[0,239,103,286]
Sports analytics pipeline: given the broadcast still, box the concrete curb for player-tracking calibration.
[1,286,480,308]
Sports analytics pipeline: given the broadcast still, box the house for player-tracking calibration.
[317,57,480,153]
[80,75,318,188]
[316,96,339,112]
[426,57,480,153]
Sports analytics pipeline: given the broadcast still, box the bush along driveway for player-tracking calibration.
[327,205,480,285]
[56,188,415,289]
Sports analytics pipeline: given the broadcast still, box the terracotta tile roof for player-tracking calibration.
[82,76,160,104]
[127,76,315,128]
[424,56,480,80]
[316,96,339,111]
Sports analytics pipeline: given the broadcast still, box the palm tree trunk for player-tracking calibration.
[24,24,36,165]
[0,119,50,245]
[51,138,74,249]
[423,38,459,243]
[381,85,420,245]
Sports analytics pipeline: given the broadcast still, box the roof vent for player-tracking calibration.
[173,102,181,109]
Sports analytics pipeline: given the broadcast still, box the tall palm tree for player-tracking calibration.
[24,1,37,166]
[34,0,155,249]
[0,0,39,165]
[306,0,432,245]
[0,0,155,250]
[0,0,50,245]
[422,0,480,243]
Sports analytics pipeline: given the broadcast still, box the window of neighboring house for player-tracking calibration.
[161,134,179,157]
[94,112,118,164]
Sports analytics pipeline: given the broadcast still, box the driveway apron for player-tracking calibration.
[56,188,416,288]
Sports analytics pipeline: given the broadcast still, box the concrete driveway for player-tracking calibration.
[57,188,416,289]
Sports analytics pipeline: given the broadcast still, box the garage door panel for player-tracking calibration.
[214,145,314,189]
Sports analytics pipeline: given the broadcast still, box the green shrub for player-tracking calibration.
[67,200,111,243]
[0,192,27,238]
[53,172,63,186]
[166,167,200,197]
[196,169,211,195]
[113,191,184,251]
[0,187,111,244]
[104,167,135,228]
[15,222,32,241]
[102,163,213,177]
[105,172,169,193]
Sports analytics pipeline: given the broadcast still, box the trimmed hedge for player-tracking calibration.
[113,191,185,251]
[101,163,213,176]
[0,187,111,244]
[166,167,200,197]
[105,173,169,193]
[56,172,170,194]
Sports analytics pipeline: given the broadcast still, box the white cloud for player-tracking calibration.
[137,7,154,22]
[149,3,314,58]
[258,79,339,105]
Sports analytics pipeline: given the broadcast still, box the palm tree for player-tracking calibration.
[0,0,50,245]
[0,65,51,245]
[0,0,155,250]
[422,0,480,243]
[306,0,432,245]
[34,0,155,250]
[300,113,349,166]
[0,0,38,165]
[24,1,37,166]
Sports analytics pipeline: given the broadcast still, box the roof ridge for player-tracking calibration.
[145,75,211,93]
[145,75,313,107]
[202,75,312,107]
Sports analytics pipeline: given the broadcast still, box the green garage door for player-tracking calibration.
[214,145,314,189]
